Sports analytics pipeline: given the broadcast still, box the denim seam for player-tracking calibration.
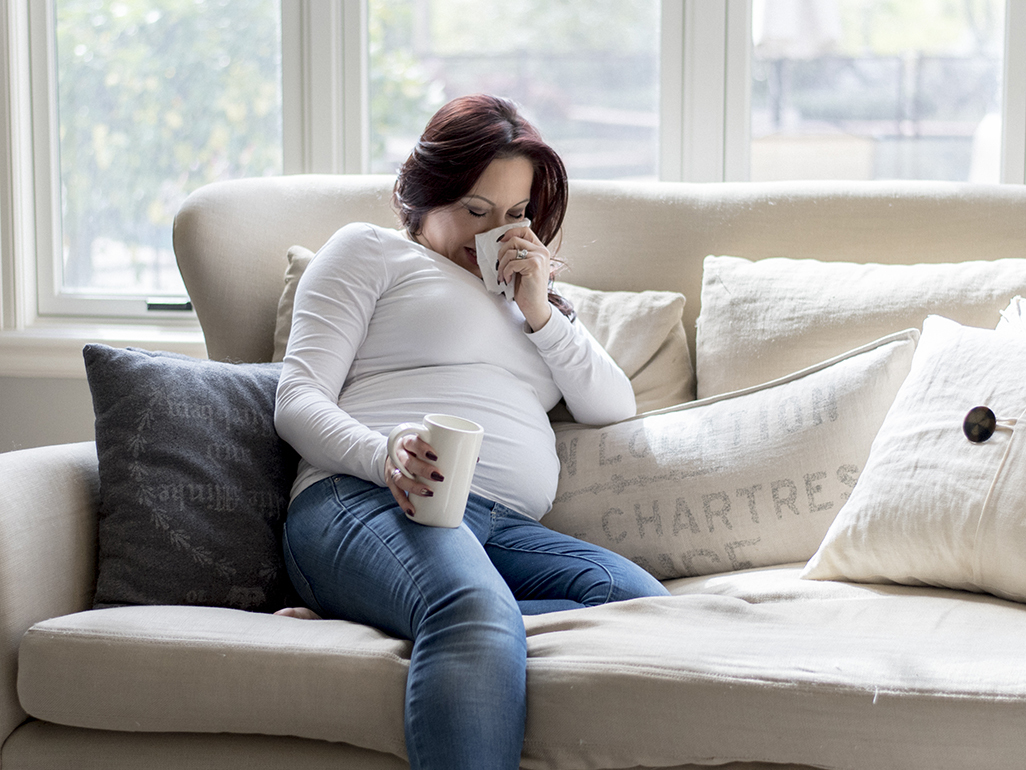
[281,526,326,615]
[329,477,431,612]
[484,541,616,606]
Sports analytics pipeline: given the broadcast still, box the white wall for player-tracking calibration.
[0,376,95,453]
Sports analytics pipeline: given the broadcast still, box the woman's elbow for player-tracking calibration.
[572,387,636,426]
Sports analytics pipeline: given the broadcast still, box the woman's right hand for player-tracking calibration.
[385,435,443,518]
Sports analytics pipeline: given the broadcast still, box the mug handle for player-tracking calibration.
[387,422,426,480]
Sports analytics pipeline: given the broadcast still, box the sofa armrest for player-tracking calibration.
[0,442,99,749]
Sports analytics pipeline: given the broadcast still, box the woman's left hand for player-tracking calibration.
[498,226,553,332]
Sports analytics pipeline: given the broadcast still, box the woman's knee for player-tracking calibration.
[606,557,670,602]
[419,577,524,637]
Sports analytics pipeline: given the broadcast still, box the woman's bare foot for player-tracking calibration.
[274,607,322,620]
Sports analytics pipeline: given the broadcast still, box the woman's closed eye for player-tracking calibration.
[465,206,525,221]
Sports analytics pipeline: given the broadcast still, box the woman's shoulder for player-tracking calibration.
[315,222,410,265]
[326,221,403,249]
[305,222,420,290]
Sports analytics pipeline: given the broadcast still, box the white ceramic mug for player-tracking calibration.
[387,414,484,527]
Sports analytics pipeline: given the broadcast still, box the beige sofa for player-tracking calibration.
[3,175,1026,770]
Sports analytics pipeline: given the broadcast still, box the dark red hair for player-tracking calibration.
[393,95,573,318]
[393,94,569,255]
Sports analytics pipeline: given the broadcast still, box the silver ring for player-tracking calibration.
[516,249,528,260]
[391,468,403,484]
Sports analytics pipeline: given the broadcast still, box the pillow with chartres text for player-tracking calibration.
[272,245,696,412]
[543,329,918,580]
[802,316,1026,603]
[695,255,1026,399]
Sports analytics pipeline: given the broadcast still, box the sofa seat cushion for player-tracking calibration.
[0,722,824,770]
[18,607,410,759]
[18,577,1026,770]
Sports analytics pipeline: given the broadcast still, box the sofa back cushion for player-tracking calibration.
[696,255,1026,398]
[174,177,1026,367]
[174,175,398,364]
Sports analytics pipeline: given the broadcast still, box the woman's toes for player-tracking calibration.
[274,607,322,620]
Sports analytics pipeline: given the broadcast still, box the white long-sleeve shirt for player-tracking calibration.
[274,222,635,518]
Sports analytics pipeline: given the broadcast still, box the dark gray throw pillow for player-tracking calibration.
[83,344,298,612]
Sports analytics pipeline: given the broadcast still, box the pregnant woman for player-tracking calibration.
[274,93,669,770]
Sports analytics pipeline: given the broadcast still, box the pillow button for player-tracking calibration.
[963,406,997,443]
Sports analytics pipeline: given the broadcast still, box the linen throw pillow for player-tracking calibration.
[84,344,298,611]
[271,246,696,411]
[996,295,1025,334]
[802,316,1026,603]
[272,245,315,363]
[552,281,695,411]
[696,255,1026,398]
[544,330,918,580]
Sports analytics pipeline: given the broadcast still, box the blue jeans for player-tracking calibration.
[281,474,669,770]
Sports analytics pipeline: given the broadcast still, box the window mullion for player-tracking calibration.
[282,1,343,174]
[283,0,367,175]
[659,0,685,181]
[27,0,63,318]
[684,0,726,182]
[0,1,37,331]
[723,0,752,182]
[341,0,368,174]
[662,0,738,183]
[1002,0,1026,184]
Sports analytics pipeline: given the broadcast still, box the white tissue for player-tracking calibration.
[475,220,530,302]
[996,295,1026,334]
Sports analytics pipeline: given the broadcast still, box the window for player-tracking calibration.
[367,0,661,180]
[751,0,1007,182]
[39,0,283,316]
[2,0,1024,372]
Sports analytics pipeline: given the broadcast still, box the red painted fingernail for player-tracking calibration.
[426,452,438,461]
[431,472,444,482]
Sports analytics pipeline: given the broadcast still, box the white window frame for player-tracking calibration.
[294,0,1026,182]
[2,0,1024,377]
[27,0,195,320]
[1003,0,1026,183]
[662,0,1026,184]
[282,0,367,175]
